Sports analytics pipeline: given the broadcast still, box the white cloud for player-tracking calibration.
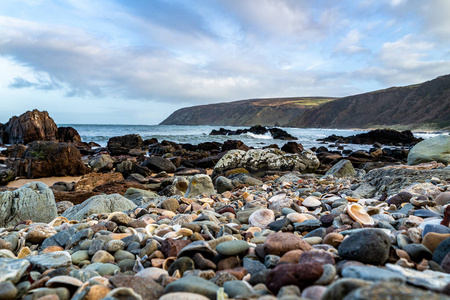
[335,29,369,55]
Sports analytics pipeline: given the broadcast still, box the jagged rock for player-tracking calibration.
[88,154,114,172]
[319,129,422,146]
[0,110,58,145]
[213,148,320,177]
[107,134,144,155]
[353,165,450,198]
[210,125,297,140]
[61,194,137,221]
[325,159,356,178]
[0,182,57,227]
[281,142,304,154]
[408,135,450,165]
[6,141,89,178]
[141,156,177,173]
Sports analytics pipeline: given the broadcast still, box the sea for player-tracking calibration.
[60,124,443,152]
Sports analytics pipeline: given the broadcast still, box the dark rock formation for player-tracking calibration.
[6,141,90,178]
[57,126,82,143]
[319,129,422,146]
[0,110,58,144]
[210,125,297,140]
[107,134,144,155]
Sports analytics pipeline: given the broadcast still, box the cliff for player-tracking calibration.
[161,74,450,130]
[160,97,337,126]
[290,75,450,129]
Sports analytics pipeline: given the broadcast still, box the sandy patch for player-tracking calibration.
[7,176,82,189]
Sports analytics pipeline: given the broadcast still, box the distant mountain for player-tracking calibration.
[291,74,450,129]
[161,74,450,129]
[160,97,337,126]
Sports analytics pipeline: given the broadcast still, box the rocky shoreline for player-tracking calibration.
[1,110,450,300]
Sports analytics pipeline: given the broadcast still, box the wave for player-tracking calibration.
[244,132,273,140]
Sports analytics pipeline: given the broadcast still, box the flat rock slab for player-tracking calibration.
[0,258,30,284]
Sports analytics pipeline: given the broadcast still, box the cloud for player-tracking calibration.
[334,29,369,55]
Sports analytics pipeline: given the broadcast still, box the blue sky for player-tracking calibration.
[1,0,449,124]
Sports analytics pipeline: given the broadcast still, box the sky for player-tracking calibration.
[1,0,450,125]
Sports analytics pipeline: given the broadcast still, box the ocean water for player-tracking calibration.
[60,124,441,151]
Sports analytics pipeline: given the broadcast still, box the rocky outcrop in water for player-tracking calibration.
[319,129,422,146]
[210,125,298,140]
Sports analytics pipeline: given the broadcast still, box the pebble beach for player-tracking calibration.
[1,111,450,300]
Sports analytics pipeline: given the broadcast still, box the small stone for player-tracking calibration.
[314,264,337,285]
[26,225,57,244]
[106,240,126,253]
[91,250,115,263]
[114,250,135,262]
[298,250,335,265]
[433,238,450,264]
[320,278,371,300]
[159,292,209,300]
[26,251,71,273]
[71,250,90,265]
[249,209,275,228]
[109,275,163,299]
[164,276,219,299]
[279,250,304,264]
[0,281,17,299]
[210,272,238,287]
[338,229,391,265]
[323,233,344,247]
[342,265,405,283]
[277,285,302,298]
[435,192,450,206]
[167,257,195,276]
[344,281,447,300]
[223,280,253,298]
[160,198,180,212]
[265,263,323,294]
[403,244,432,263]
[301,285,327,300]
[85,285,111,300]
[216,240,249,256]
[423,233,450,253]
[263,232,313,256]
[136,267,169,281]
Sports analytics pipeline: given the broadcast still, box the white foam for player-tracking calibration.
[245,132,273,140]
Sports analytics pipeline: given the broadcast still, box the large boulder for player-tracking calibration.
[213,148,320,177]
[353,163,450,198]
[141,156,177,173]
[408,135,450,165]
[88,154,114,172]
[107,134,144,155]
[1,110,58,145]
[61,194,137,221]
[0,182,57,227]
[57,126,82,144]
[6,141,90,178]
